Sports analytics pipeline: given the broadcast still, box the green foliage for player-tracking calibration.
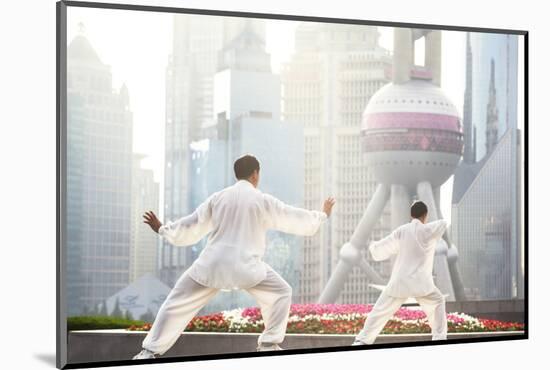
[124,309,134,321]
[67,316,145,331]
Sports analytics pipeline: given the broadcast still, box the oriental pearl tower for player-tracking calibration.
[319,29,466,303]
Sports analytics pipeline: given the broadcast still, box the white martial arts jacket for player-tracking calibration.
[369,218,448,298]
[159,180,327,289]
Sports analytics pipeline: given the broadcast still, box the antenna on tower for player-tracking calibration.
[78,22,86,35]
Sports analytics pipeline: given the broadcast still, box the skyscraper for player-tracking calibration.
[129,154,160,282]
[67,29,133,315]
[282,24,392,304]
[462,33,475,165]
[485,60,500,155]
[451,128,522,299]
[161,15,265,286]
[452,32,522,300]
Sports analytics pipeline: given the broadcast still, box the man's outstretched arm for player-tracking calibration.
[143,195,215,247]
[417,219,448,248]
[264,195,335,236]
[369,229,400,261]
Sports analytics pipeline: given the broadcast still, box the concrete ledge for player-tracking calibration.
[68,330,525,364]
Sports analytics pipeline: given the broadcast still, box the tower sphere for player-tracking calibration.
[361,79,463,189]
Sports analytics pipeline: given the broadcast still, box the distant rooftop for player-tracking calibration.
[68,34,102,64]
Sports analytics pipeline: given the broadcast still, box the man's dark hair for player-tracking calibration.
[410,201,428,219]
[234,154,260,180]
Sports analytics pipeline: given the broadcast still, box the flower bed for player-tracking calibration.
[127,304,524,334]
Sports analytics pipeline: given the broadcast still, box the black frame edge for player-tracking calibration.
[57,1,68,369]
[62,0,528,35]
[528,32,529,338]
[62,334,528,369]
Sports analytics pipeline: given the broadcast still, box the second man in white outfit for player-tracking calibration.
[133,154,335,359]
[353,200,448,345]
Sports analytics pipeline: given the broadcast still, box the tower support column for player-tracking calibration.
[319,184,390,303]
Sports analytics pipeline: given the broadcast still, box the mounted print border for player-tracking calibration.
[57,1,528,368]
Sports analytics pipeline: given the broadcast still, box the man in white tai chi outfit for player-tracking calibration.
[133,154,335,359]
[352,201,448,346]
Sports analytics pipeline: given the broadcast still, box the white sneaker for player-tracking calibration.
[352,340,367,346]
[257,343,283,352]
[132,349,156,360]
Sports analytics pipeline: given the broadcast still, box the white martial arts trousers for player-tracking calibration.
[355,288,447,344]
[142,265,292,355]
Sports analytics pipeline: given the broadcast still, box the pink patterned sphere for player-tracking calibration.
[361,80,464,188]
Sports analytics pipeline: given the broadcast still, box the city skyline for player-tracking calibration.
[66,7,490,225]
[64,6,524,314]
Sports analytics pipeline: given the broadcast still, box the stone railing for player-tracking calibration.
[68,330,524,364]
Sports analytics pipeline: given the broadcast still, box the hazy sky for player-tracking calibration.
[67,7,476,222]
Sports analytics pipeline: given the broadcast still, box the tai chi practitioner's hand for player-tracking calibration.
[143,211,163,233]
[323,197,336,218]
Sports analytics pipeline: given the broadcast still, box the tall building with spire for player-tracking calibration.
[485,59,500,155]
[282,24,392,304]
[451,32,522,300]
[462,33,475,164]
[469,33,518,162]
[161,15,266,286]
[67,28,133,314]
